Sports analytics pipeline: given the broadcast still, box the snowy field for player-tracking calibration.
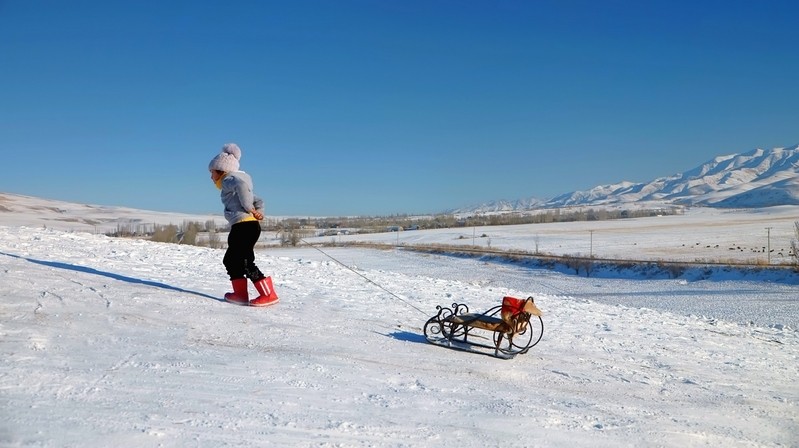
[295,206,799,266]
[1,213,797,447]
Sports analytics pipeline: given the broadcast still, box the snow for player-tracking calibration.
[299,206,799,267]
[1,206,798,447]
[535,145,799,209]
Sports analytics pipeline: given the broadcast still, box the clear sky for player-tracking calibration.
[1,1,797,217]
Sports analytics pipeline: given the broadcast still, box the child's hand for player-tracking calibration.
[251,210,264,220]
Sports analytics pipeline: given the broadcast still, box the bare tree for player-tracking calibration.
[207,229,221,249]
[180,221,201,245]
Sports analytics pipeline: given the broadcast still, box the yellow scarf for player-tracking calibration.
[214,173,227,190]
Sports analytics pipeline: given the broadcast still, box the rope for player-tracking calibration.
[299,239,428,315]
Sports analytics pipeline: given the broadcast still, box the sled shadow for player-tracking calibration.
[385,330,428,344]
[0,251,221,301]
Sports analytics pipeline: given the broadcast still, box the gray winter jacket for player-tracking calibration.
[219,171,264,225]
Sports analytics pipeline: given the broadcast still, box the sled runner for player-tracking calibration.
[423,296,543,359]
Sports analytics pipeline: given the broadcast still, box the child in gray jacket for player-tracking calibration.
[208,143,278,307]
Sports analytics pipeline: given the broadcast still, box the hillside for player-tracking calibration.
[0,192,226,233]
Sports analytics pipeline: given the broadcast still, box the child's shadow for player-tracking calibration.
[1,251,221,301]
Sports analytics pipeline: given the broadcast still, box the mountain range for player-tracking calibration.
[2,144,797,229]
[451,144,799,213]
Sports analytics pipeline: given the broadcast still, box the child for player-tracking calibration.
[208,143,279,306]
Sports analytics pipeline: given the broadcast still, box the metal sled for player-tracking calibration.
[423,296,544,359]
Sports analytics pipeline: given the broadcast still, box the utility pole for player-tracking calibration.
[589,230,594,258]
[766,227,773,264]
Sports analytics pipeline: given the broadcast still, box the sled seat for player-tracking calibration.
[448,313,506,332]
[446,296,542,334]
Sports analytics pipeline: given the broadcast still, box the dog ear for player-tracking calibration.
[524,297,543,317]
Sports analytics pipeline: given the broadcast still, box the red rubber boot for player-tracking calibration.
[224,278,250,305]
[250,276,279,307]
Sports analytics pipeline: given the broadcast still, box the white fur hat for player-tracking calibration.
[208,143,242,172]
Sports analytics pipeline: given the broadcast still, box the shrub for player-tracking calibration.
[207,229,221,249]
[152,224,178,243]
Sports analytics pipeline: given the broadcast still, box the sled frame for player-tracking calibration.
[423,296,544,359]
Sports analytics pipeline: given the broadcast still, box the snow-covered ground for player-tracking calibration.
[295,206,799,266]
[1,217,797,447]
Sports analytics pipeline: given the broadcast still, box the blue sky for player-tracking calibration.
[1,1,797,217]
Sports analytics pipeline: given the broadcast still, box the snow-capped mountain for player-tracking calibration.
[546,145,799,208]
[456,144,798,214]
[447,197,545,214]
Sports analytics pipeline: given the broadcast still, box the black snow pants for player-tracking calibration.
[223,221,265,281]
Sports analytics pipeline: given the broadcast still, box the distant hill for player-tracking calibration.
[453,144,799,214]
[0,193,226,233]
